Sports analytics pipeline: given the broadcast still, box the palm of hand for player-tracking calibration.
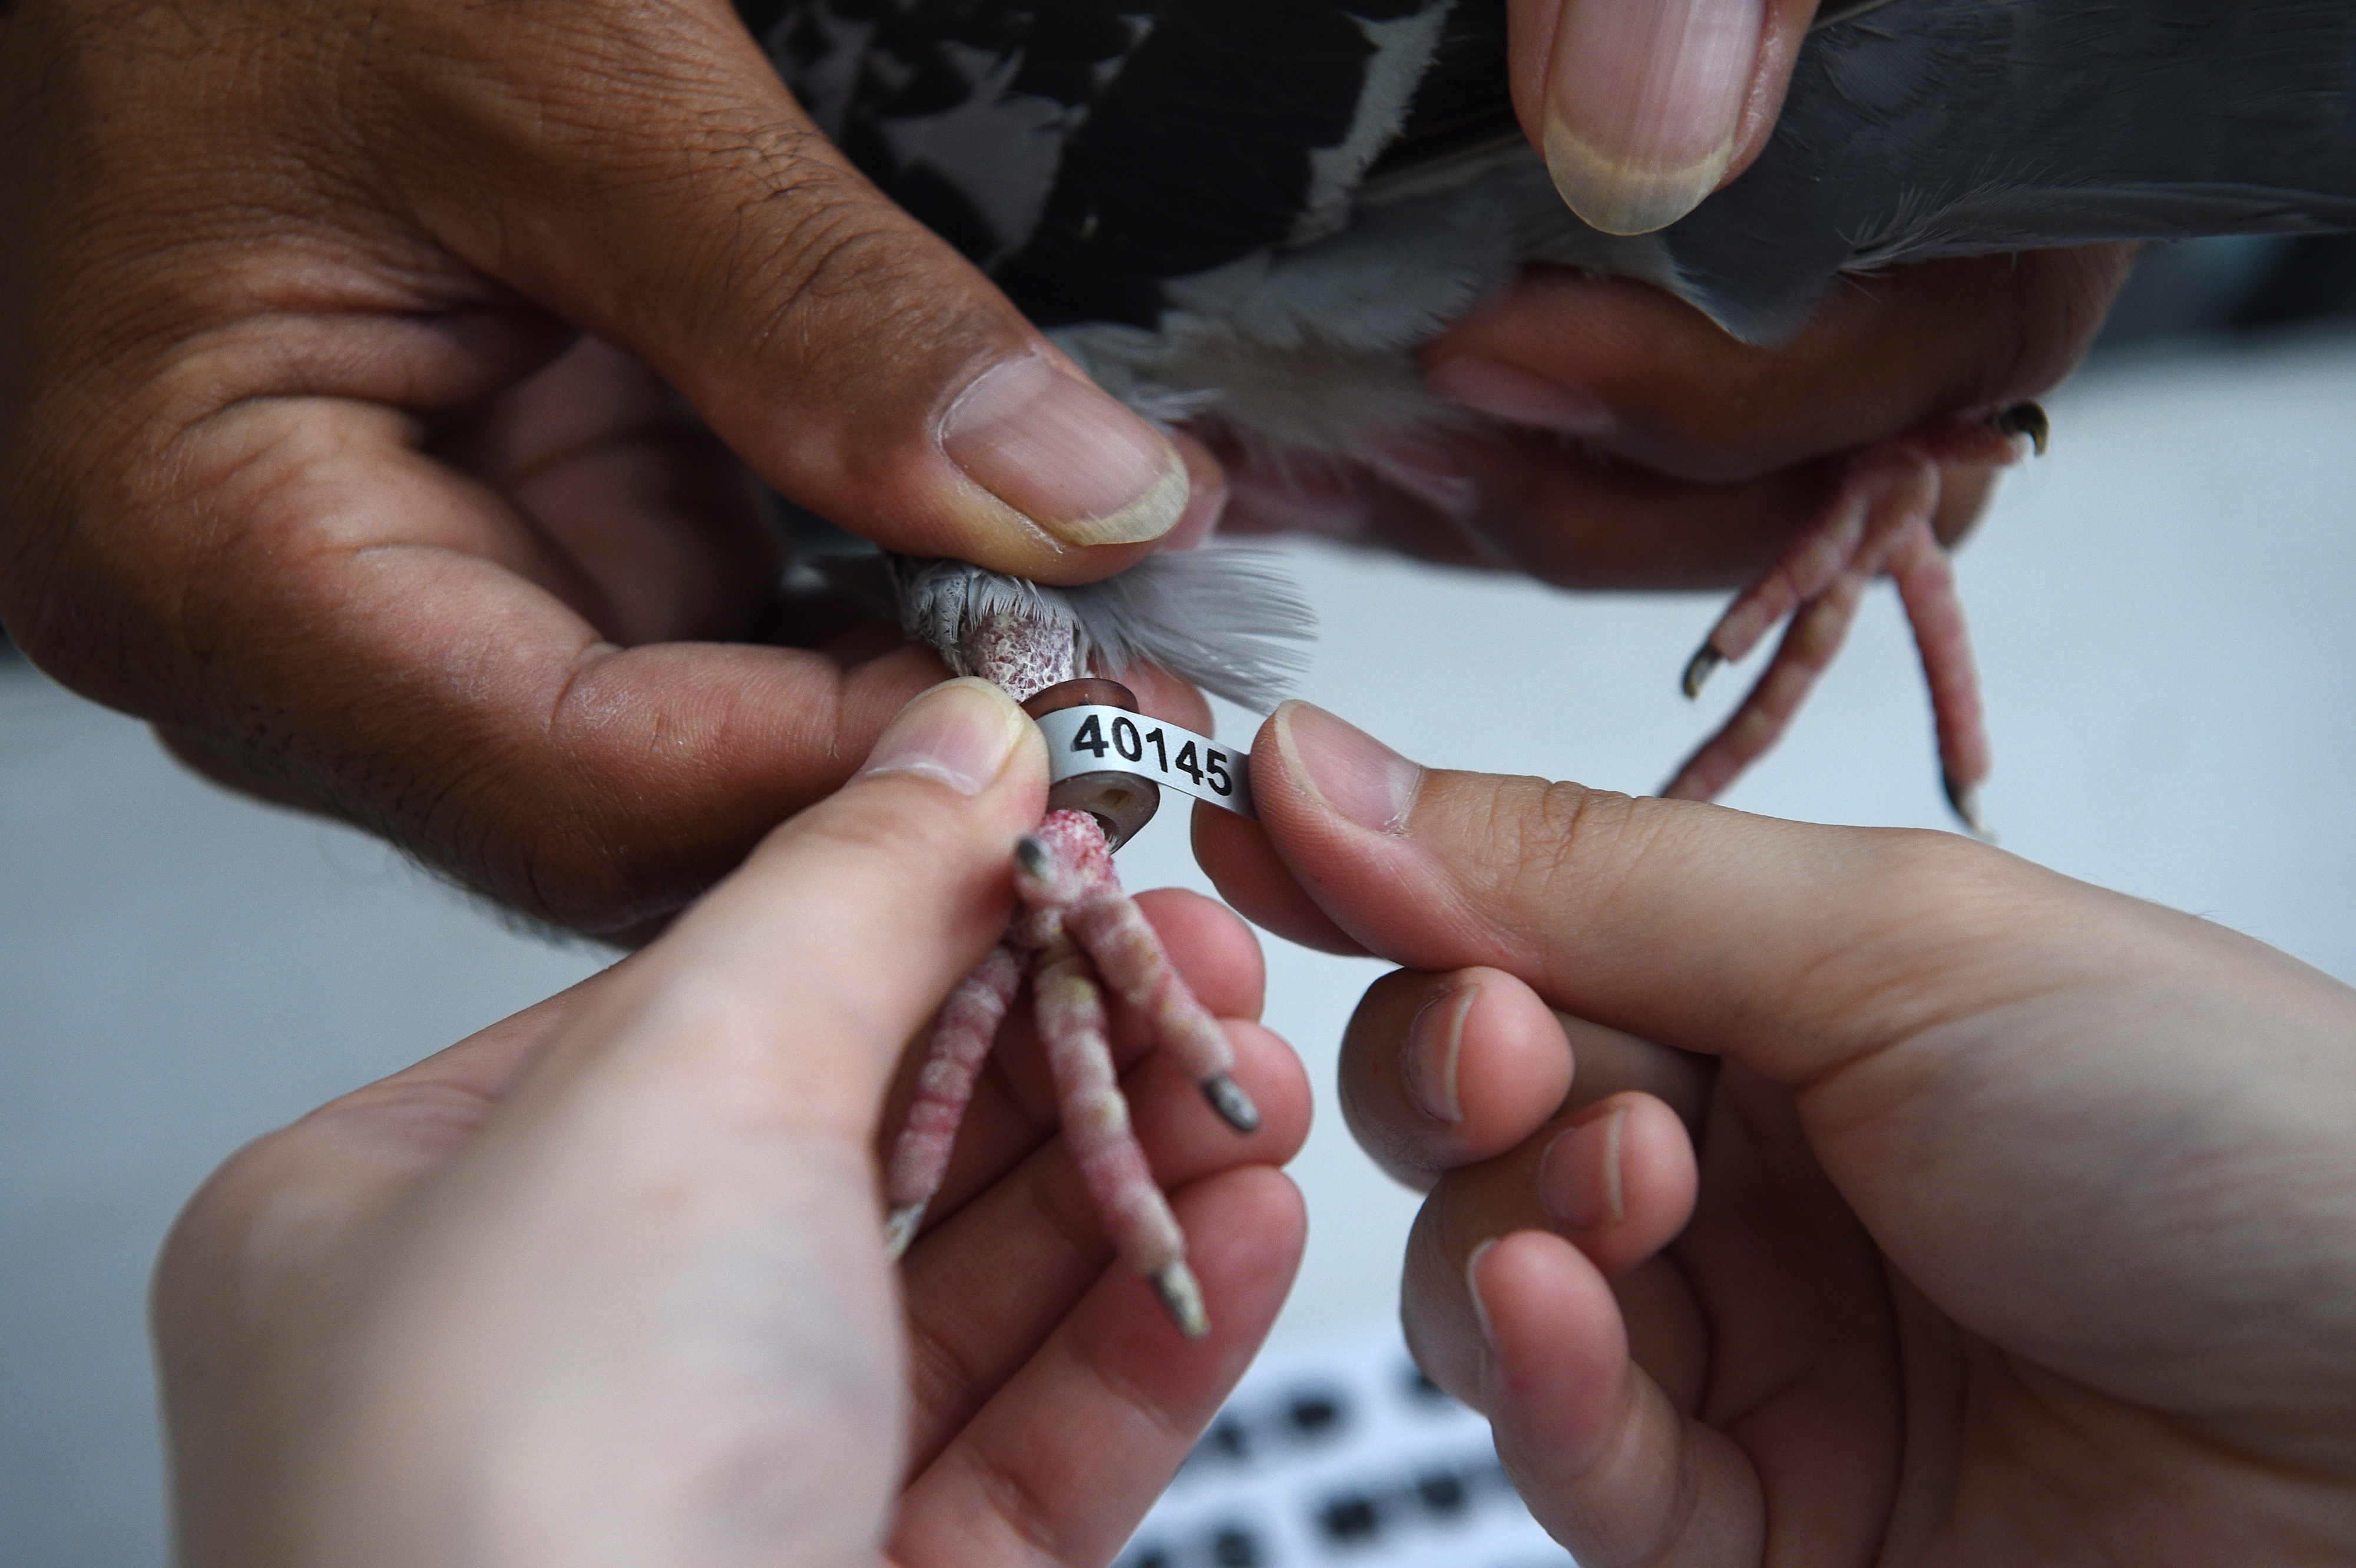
[154,884,1308,1567]
[1391,911,2356,1566]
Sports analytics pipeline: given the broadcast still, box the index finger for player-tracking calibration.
[1202,701,2107,1086]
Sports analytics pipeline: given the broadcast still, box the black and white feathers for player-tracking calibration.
[749,0,2356,464]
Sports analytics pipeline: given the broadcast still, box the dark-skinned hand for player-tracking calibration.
[0,0,1217,938]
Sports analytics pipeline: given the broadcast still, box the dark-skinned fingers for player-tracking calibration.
[873,887,1269,1232]
[1399,1093,1699,1395]
[897,1017,1310,1476]
[1504,0,1825,237]
[233,538,947,932]
[1160,430,1234,551]
[1468,1232,1767,1566]
[1340,967,1575,1190]
[367,0,1190,578]
[434,337,784,646]
[1214,700,2090,1087]
[890,1168,1305,1568]
[1218,432,1997,597]
[1425,249,2133,483]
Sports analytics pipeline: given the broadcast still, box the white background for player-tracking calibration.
[6,330,2355,1564]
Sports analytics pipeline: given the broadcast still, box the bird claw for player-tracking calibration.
[884,809,1253,1339]
[1681,643,1725,700]
[1200,1071,1262,1134]
[1666,434,2000,823]
[1151,1261,1211,1342]
[1943,770,1995,843]
[882,1202,926,1264]
[1993,400,2050,456]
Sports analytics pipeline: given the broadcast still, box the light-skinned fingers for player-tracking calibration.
[1399,1093,1699,1397]
[898,1017,1310,1474]
[368,0,1188,574]
[1340,967,1575,1189]
[151,968,620,1338]
[557,679,1050,1137]
[1229,700,2084,1086]
[1552,1012,1716,1136]
[891,1168,1305,1568]
[1192,806,1369,957]
[1469,1232,1765,1566]
[1506,0,1822,236]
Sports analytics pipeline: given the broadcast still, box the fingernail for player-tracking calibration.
[940,355,1190,545]
[1544,0,1766,235]
[854,677,1028,795]
[1273,702,1424,835]
[1538,1104,1627,1231]
[1402,984,1477,1126]
[1427,356,1614,438]
[1466,1239,1500,1352]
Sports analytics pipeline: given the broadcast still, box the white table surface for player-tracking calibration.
[6,327,2355,1566]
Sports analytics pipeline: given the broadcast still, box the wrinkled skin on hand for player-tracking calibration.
[1224,246,2136,590]
[1195,702,2356,1567]
[0,0,1207,939]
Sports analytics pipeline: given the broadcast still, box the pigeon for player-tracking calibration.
[750,0,2356,1333]
[755,0,2356,825]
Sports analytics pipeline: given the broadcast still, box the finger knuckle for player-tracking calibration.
[1986,244,2140,403]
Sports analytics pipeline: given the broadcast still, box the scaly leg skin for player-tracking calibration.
[883,944,1024,1262]
[1030,924,1209,1339]
[1022,812,1262,1136]
[1666,408,2040,835]
[880,809,1257,1338]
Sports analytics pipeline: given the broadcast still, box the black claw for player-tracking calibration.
[1942,770,1996,842]
[1681,644,1725,700]
[1014,836,1050,878]
[1994,401,2049,456]
[1201,1072,1262,1134]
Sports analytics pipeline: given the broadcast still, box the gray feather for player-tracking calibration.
[894,551,1315,713]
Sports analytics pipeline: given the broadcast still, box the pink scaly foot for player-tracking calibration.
[1017,812,1260,1137]
[882,943,1023,1261]
[1666,407,2041,834]
[879,809,1257,1339]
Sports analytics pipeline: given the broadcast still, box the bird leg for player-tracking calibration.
[881,804,1258,1339]
[1666,409,2041,833]
[882,944,1023,1259]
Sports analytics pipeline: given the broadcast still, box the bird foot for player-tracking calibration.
[881,809,1255,1339]
[1664,406,2041,828]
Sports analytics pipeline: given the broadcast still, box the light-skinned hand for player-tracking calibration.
[152,679,1307,1567]
[0,0,1219,938]
[1194,702,2356,1565]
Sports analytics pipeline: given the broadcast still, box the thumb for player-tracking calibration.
[593,677,1050,1134]
[1507,0,1824,235]
[1207,700,2082,1086]
[378,0,1189,580]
